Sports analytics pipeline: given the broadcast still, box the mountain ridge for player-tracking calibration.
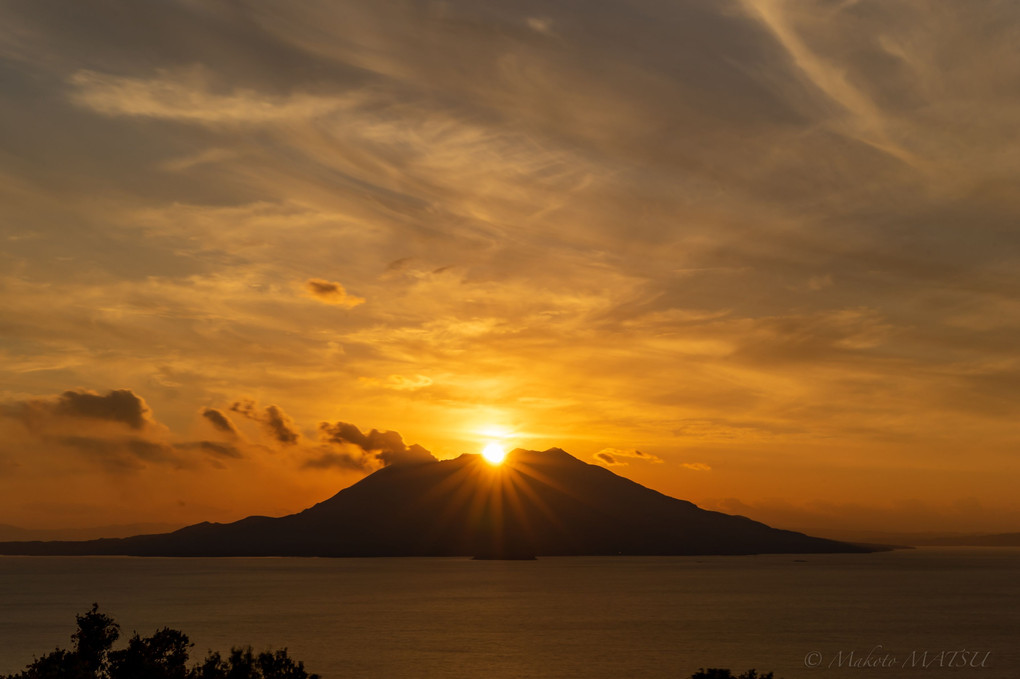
[0,448,875,557]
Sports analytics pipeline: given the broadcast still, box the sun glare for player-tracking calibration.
[482,442,507,465]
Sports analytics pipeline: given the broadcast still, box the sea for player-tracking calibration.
[0,548,1017,678]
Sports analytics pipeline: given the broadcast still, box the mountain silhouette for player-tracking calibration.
[0,448,871,557]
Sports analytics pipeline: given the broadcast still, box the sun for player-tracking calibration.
[482,442,507,465]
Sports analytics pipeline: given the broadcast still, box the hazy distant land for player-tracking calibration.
[6,524,1016,549]
[0,522,184,543]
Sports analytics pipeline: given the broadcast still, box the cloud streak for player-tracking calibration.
[593,448,663,467]
[230,400,300,445]
[68,68,354,124]
[1,389,154,433]
[0,390,243,474]
[201,408,240,437]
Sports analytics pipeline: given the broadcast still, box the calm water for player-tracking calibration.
[1,548,1017,678]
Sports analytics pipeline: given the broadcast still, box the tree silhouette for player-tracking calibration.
[3,606,318,679]
[108,628,191,679]
[72,604,120,677]
[689,670,777,679]
[191,648,318,679]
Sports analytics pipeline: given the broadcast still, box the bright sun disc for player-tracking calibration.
[482,443,506,465]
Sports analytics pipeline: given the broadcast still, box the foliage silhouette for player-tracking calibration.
[73,604,120,677]
[689,670,778,679]
[3,605,318,679]
[108,628,191,679]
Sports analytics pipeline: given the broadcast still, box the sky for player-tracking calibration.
[1,0,1019,535]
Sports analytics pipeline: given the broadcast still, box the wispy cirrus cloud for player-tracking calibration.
[68,67,355,124]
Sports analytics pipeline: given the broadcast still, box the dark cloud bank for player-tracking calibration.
[309,421,437,470]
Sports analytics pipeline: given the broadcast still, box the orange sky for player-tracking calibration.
[1,1,1019,535]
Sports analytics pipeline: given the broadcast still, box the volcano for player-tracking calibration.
[0,448,871,557]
